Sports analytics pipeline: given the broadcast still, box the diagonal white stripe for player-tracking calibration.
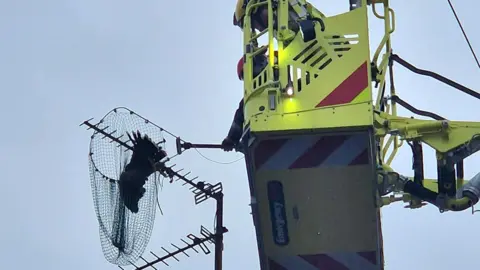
[272,252,380,270]
[328,252,379,270]
[319,133,369,167]
[273,256,319,270]
[259,135,319,170]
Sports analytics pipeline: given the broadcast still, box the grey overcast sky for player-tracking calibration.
[1,1,479,270]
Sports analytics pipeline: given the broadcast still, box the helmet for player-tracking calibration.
[233,13,238,26]
[237,57,244,80]
[237,53,274,81]
[234,0,246,28]
[233,13,243,29]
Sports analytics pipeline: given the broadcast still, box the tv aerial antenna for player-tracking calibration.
[81,107,228,270]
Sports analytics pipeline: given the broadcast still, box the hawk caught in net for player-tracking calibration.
[88,108,166,266]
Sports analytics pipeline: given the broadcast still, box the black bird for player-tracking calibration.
[119,131,167,213]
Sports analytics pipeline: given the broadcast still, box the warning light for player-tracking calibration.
[286,86,294,96]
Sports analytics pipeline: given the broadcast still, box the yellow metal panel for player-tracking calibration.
[244,6,374,133]
[256,167,379,253]
[246,131,383,270]
[249,101,373,132]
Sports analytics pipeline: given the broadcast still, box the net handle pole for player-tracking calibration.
[176,137,224,155]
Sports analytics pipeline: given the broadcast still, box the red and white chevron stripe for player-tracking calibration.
[253,133,370,171]
[268,251,381,270]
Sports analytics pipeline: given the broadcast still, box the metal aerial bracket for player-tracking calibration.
[153,161,224,205]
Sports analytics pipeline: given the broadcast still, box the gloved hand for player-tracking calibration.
[221,137,236,152]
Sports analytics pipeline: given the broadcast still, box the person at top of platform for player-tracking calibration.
[233,0,268,32]
[233,0,301,34]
